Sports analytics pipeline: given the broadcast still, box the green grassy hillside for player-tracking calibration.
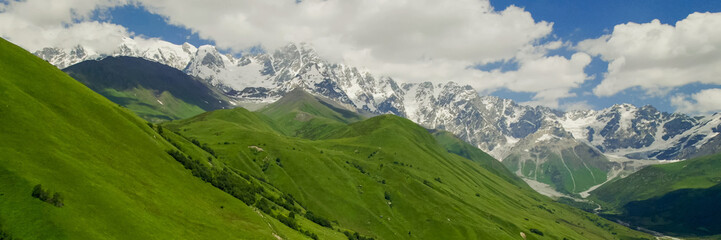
[589,152,721,237]
[63,56,232,122]
[503,133,612,195]
[618,183,721,236]
[430,129,528,189]
[591,152,721,209]
[163,92,651,239]
[0,37,651,239]
[258,88,364,139]
[0,38,340,240]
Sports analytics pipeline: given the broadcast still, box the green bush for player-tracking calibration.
[50,192,64,207]
[301,229,319,240]
[343,230,375,240]
[305,211,332,228]
[31,184,49,201]
[276,213,298,230]
[256,198,273,215]
[166,150,212,182]
[530,228,544,236]
[30,184,64,207]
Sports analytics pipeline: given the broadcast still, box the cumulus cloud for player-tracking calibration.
[671,88,721,115]
[0,0,133,52]
[578,12,721,97]
[559,101,594,112]
[0,0,594,108]
[139,0,551,63]
[137,0,591,107]
[473,41,592,108]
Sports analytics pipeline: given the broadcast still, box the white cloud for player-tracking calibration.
[0,0,132,52]
[478,48,592,108]
[139,0,551,63]
[578,12,721,97]
[671,88,721,115]
[559,101,593,112]
[137,0,591,107]
[0,0,594,108]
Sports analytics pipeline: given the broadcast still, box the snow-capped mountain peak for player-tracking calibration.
[36,40,721,163]
[34,37,197,70]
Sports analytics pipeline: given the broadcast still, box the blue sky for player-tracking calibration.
[96,1,720,113]
[487,0,721,112]
[95,6,215,48]
[3,0,720,114]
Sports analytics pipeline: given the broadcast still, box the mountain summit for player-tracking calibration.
[38,40,721,195]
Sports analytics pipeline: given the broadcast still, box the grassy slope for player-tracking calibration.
[618,183,721,236]
[258,88,364,139]
[100,87,205,122]
[590,152,721,209]
[165,96,651,239]
[0,38,337,240]
[504,141,610,195]
[64,56,231,122]
[589,151,721,237]
[430,129,528,189]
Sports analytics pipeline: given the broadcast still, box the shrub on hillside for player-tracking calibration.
[343,230,375,240]
[166,150,213,182]
[31,184,64,207]
[276,213,298,230]
[305,211,332,228]
[301,229,319,240]
[256,198,273,215]
[49,192,64,207]
[31,184,49,201]
[530,228,544,236]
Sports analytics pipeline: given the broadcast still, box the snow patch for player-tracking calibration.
[535,134,557,142]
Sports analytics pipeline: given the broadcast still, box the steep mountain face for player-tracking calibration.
[38,40,721,195]
[63,56,232,122]
[560,104,721,160]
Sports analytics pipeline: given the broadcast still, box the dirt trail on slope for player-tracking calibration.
[255,209,284,240]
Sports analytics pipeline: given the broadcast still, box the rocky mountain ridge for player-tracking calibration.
[36,40,721,194]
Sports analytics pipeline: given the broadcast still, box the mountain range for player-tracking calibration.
[36,39,721,196]
[0,37,654,239]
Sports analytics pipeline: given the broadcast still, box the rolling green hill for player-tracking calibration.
[430,129,528,189]
[0,36,651,239]
[163,90,651,239]
[0,37,341,240]
[63,56,232,122]
[591,152,721,209]
[589,152,721,237]
[619,183,721,236]
[258,88,364,139]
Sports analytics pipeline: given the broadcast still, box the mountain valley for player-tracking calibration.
[0,37,656,239]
